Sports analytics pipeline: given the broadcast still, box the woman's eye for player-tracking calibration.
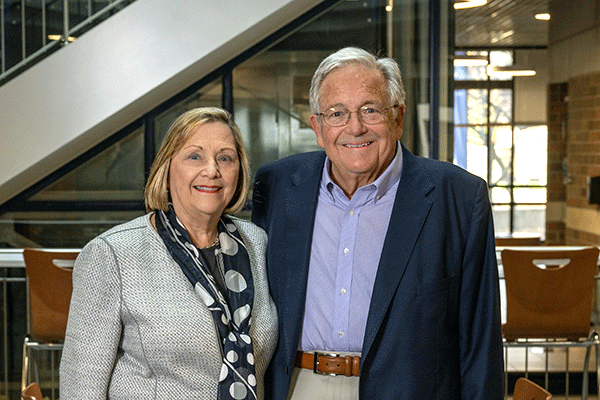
[219,155,233,163]
[187,154,200,160]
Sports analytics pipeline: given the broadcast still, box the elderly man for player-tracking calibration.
[252,47,503,400]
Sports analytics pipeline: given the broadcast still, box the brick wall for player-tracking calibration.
[546,82,568,245]
[562,72,600,244]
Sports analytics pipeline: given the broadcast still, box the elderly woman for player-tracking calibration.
[60,107,278,400]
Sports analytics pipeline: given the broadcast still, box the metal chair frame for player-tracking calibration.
[504,334,600,399]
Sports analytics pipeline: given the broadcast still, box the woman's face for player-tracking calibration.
[168,121,240,225]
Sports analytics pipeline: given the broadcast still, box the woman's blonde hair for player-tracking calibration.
[144,107,250,215]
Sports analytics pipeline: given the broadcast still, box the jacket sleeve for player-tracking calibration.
[459,180,504,399]
[60,238,122,399]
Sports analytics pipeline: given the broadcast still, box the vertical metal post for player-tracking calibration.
[504,346,508,400]
[21,0,25,59]
[565,348,569,399]
[1,0,5,73]
[42,0,46,46]
[144,114,155,181]
[222,69,233,114]
[63,0,69,45]
[386,0,393,58]
[428,0,440,159]
[2,278,8,399]
[524,343,529,378]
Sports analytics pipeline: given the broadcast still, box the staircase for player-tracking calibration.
[0,0,323,206]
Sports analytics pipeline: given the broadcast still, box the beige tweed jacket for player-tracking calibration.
[60,213,278,400]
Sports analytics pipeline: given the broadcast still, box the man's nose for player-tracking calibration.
[346,111,368,135]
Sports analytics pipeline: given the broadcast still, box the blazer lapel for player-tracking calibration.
[279,152,326,358]
[362,147,434,359]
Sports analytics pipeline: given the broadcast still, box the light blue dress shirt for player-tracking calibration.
[300,142,403,352]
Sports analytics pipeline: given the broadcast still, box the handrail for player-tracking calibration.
[0,0,136,85]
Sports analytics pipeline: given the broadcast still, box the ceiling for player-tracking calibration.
[455,0,550,48]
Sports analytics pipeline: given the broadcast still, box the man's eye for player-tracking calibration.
[363,107,378,114]
[330,110,345,118]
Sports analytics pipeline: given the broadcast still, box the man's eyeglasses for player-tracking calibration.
[318,104,398,127]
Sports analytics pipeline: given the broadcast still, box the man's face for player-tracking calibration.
[310,64,405,194]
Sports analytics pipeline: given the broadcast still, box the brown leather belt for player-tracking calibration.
[295,351,360,377]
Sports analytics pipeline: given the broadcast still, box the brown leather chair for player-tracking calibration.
[21,382,43,400]
[501,247,600,400]
[513,377,552,400]
[21,248,78,392]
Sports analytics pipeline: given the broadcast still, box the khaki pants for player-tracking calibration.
[286,367,359,400]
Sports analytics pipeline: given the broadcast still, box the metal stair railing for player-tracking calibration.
[1,0,136,86]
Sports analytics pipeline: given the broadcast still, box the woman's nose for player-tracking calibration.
[201,159,220,177]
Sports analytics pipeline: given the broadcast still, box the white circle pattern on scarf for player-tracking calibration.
[225,270,247,292]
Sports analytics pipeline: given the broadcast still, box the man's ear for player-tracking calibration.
[310,114,325,149]
[394,105,406,140]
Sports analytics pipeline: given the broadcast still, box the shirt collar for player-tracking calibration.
[321,141,403,203]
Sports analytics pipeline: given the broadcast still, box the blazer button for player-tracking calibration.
[285,366,289,373]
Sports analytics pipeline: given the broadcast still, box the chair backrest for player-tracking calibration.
[513,377,552,400]
[21,382,43,400]
[501,247,600,341]
[496,236,542,247]
[23,248,78,343]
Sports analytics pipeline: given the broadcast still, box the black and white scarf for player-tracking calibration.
[156,205,257,400]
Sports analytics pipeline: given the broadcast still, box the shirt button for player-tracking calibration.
[338,331,344,337]
[344,248,349,254]
[349,210,355,216]
[340,288,347,294]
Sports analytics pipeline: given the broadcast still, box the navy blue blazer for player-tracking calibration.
[252,145,504,399]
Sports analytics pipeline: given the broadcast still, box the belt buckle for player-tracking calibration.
[313,352,340,375]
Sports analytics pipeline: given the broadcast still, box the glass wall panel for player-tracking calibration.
[466,125,488,180]
[454,49,547,238]
[4,0,23,70]
[454,51,488,81]
[466,89,489,124]
[490,50,512,67]
[233,54,319,171]
[514,187,547,203]
[490,126,512,186]
[492,204,510,236]
[31,127,145,202]
[489,89,512,123]
[513,205,546,235]
[489,50,513,81]
[154,78,222,151]
[514,125,547,186]
[491,186,510,203]
[0,210,142,248]
[454,89,488,125]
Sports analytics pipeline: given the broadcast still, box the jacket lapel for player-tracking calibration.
[362,147,434,359]
[280,152,326,358]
